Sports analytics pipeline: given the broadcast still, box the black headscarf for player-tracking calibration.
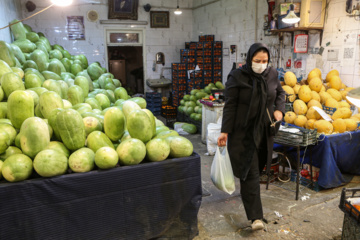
[243,42,271,75]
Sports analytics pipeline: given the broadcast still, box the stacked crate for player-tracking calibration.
[145,92,162,116]
[180,35,223,92]
[213,41,223,84]
[171,63,187,107]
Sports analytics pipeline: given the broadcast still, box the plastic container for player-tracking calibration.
[201,103,224,143]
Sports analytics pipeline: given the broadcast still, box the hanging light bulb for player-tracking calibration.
[51,0,73,6]
[174,0,182,15]
[282,4,300,24]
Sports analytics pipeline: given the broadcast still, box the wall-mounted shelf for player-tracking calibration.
[270,27,324,46]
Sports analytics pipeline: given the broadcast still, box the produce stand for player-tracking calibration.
[274,130,360,189]
[0,154,202,240]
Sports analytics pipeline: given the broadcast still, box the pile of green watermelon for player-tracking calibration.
[0,19,194,183]
[178,81,224,121]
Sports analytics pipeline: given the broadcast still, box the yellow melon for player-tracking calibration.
[327,88,342,101]
[344,119,358,131]
[309,77,322,92]
[305,119,316,129]
[350,116,360,122]
[307,99,322,109]
[293,84,301,94]
[284,71,297,87]
[329,75,342,90]
[298,85,312,103]
[345,87,355,92]
[331,108,352,120]
[307,70,320,84]
[338,101,350,109]
[294,115,307,128]
[325,69,340,82]
[284,111,297,124]
[325,98,339,109]
[282,85,296,102]
[319,92,333,104]
[313,68,322,77]
[306,107,321,120]
[314,120,333,134]
[320,85,326,92]
[340,90,348,100]
[293,99,308,115]
[332,119,346,133]
[352,113,360,121]
[310,91,320,102]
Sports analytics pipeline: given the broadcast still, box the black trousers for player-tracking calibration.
[240,149,266,221]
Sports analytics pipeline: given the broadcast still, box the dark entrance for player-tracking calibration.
[107,46,144,95]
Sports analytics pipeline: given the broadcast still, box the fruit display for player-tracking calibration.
[0,20,194,183]
[177,81,224,122]
[282,69,359,134]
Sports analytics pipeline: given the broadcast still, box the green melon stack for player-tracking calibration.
[0,19,194,183]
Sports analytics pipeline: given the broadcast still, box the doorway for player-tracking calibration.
[107,46,143,95]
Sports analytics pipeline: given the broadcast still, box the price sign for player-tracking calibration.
[294,34,308,53]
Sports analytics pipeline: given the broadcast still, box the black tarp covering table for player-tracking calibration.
[0,153,202,240]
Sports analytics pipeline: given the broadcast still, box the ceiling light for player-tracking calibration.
[282,4,300,24]
[51,0,73,7]
[174,0,182,15]
[0,0,73,30]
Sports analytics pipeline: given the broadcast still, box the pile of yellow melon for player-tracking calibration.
[282,68,359,135]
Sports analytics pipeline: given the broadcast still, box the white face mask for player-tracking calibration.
[252,62,267,74]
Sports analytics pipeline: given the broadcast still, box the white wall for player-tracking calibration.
[0,0,22,42]
[193,0,360,87]
[20,0,193,83]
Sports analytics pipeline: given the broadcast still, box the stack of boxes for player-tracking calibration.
[145,92,162,116]
[171,35,223,107]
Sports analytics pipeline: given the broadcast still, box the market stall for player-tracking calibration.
[0,154,202,240]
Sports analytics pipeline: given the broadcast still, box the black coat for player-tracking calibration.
[221,43,285,181]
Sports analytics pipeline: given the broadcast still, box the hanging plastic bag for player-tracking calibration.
[210,146,235,195]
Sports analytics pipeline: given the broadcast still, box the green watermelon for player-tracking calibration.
[104,107,125,142]
[68,147,95,173]
[166,136,193,158]
[33,149,68,177]
[86,131,114,152]
[56,109,86,151]
[19,117,50,158]
[127,110,153,143]
[94,147,118,169]
[116,138,146,166]
[145,138,170,162]
[2,154,33,182]
[7,90,34,129]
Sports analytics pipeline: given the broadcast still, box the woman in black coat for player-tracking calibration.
[217,43,285,230]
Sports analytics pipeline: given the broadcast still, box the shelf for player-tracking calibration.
[270,27,323,33]
[271,27,324,46]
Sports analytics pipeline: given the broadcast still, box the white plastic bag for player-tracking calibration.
[210,146,235,195]
[174,122,189,135]
[206,123,222,155]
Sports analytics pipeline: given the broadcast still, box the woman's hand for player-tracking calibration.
[273,110,283,121]
[217,133,228,147]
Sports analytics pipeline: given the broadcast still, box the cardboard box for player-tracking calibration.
[280,3,301,15]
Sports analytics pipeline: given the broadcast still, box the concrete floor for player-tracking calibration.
[182,133,360,240]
